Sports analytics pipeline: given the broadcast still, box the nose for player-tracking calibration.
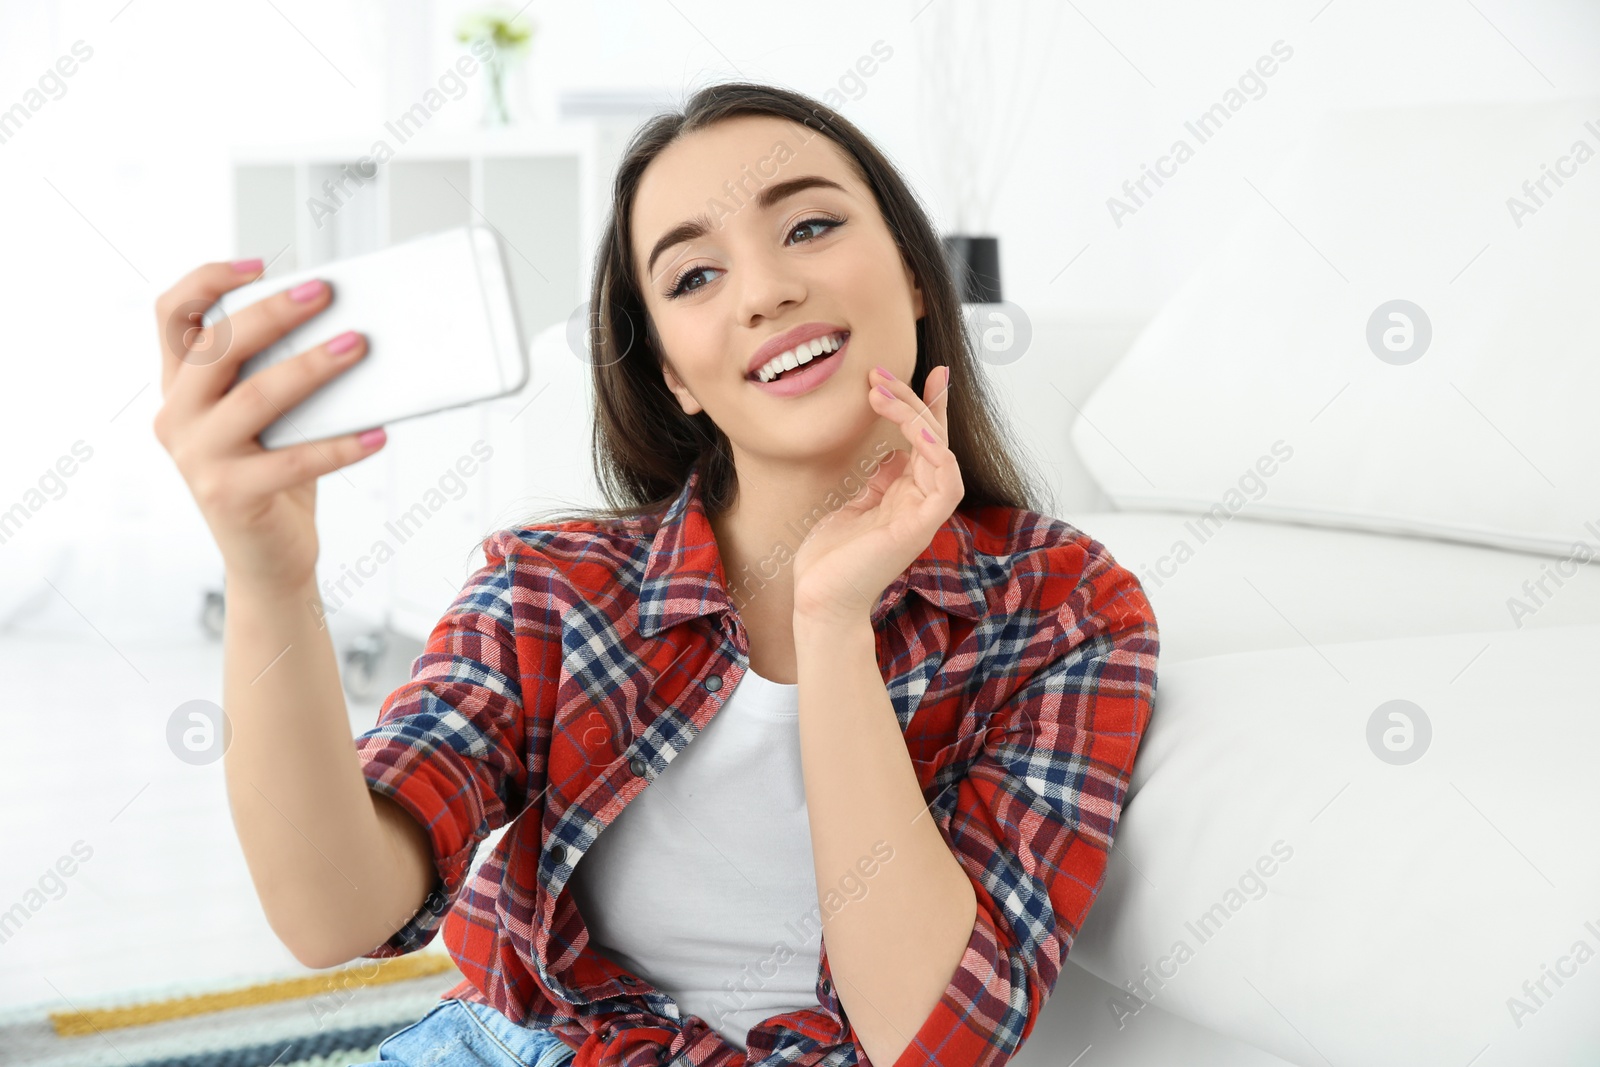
[734,238,806,328]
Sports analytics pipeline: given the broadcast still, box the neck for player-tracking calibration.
[709,435,895,620]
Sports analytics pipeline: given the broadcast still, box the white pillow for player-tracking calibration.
[1067,622,1600,1065]
[1067,511,1600,662]
[1072,98,1600,560]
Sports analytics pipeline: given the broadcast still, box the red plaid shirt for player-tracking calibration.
[355,458,1159,1067]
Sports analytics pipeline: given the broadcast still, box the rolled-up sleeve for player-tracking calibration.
[353,539,532,957]
[873,542,1160,1067]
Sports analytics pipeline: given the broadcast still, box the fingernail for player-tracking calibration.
[289,279,326,303]
[875,364,895,381]
[328,330,361,355]
[358,427,386,449]
[876,384,895,398]
[921,427,937,443]
[231,258,263,273]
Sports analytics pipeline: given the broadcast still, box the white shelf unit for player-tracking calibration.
[229,123,613,645]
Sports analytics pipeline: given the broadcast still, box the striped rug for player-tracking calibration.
[0,951,467,1067]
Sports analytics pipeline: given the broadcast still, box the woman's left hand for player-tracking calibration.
[792,364,962,625]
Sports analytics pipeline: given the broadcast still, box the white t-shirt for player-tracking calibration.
[564,664,822,1050]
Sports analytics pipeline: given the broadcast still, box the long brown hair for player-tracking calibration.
[521,80,1048,531]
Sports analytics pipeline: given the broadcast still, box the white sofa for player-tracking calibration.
[1006,98,1600,1066]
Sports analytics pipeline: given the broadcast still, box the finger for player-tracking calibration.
[930,364,951,436]
[869,368,945,451]
[896,366,946,443]
[155,259,270,398]
[164,275,335,421]
[878,369,955,495]
[228,425,387,498]
[868,392,939,498]
[203,330,368,447]
[915,364,951,444]
[887,366,960,509]
[870,382,945,496]
[911,422,949,495]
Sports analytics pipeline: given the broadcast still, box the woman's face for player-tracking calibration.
[630,113,925,466]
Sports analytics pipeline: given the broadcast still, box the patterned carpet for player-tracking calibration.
[0,953,467,1067]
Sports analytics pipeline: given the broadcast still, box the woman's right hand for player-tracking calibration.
[153,260,387,594]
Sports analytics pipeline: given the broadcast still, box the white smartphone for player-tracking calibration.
[205,224,529,450]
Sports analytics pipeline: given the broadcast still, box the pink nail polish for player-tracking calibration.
[328,330,361,355]
[289,279,326,303]
[231,258,263,273]
[876,384,895,398]
[875,364,895,380]
[921,427,937,443]
[358,427,386,449]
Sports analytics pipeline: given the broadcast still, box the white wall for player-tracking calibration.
[2,0,1598,622]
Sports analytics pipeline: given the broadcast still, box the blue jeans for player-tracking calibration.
[348,997,578,1067]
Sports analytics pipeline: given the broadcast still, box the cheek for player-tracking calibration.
[847,244,916,316]
[665,339,738,399]
[656,318,715,376]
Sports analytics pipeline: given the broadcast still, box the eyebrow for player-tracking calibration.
[644,174,849,280]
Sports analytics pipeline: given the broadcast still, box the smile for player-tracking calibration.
[750,331,848,382]
[748,332,850,397]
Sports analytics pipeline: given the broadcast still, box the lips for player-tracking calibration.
[745,322,851,380]
[748,333,851,398]
[751,332,848,383]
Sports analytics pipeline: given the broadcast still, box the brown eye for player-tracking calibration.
[788,216,843,244]
[668,265,715,298]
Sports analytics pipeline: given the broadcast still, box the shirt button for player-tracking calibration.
[619,974,637,985]
[703,674,722,691]
[550,844,566,864]
[628,757,648,777]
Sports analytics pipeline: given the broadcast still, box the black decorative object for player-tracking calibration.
[942,235,1002,304]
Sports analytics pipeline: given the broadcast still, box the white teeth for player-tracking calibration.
[756,332,845,382]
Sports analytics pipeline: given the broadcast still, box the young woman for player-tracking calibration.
[154,82,1158,1067]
